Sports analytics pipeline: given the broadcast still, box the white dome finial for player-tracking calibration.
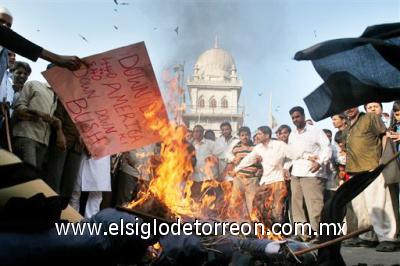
[214,35,218,49]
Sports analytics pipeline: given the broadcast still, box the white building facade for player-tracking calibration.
[183,44,244,134]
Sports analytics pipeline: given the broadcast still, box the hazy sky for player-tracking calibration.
[3,0,400,133]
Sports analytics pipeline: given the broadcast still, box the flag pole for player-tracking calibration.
[268,92,272,128]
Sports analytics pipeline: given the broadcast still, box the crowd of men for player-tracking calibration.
[1,6,400,255]
[182,103,400,252]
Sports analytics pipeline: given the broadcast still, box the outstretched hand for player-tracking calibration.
[54,55,88,71]
[40,49,89,71]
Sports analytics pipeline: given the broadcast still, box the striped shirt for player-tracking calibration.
[232,142,261,178]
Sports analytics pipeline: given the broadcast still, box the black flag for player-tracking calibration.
[317,164,385,265]
[295,23,400,121]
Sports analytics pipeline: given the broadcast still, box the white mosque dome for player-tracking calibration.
[194,47,237,81]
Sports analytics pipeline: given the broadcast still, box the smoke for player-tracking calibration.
[135,0,292,130]
[137,0,289,68]
[176,0,289,66]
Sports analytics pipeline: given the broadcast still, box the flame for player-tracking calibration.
[148,242,162,258]
[250,207,283,240]
[153,242,161,249]
[161,67,185,125]
[128,100,281,239]
[127,100,197,218]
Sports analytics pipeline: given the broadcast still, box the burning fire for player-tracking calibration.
[127,100,198,218]
[250,208,283,240]
[148,242,162,259]
[127,100,280,239]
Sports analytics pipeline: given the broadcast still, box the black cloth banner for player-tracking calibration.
[295,23,400,121]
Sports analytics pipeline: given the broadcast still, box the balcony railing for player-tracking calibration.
[187,77,243,86]
[184,105,244,115]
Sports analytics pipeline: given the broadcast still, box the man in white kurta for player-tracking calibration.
[70,154,111,218]
[214,122,239,180]
[191,125,219,200]
[288,106,331,240]
[233,126,291,227]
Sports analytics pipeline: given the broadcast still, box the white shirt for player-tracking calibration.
[288,124,331,178]
[224,137,241,163]
[235,140,291,185]
[214,135,240,161]
[191,138,218,181]
[214,135,240,180]
[79,154,111,192]
[0,69,13,104]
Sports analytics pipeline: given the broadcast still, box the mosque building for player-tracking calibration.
[183,41,244,134]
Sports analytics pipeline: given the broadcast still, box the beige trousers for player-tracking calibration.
[350,173,399,242]
[291,176,325,233]
[229,176,258,219]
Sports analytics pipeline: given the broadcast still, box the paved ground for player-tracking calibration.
[342,246,400,265]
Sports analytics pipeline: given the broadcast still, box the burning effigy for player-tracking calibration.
[114,100,318,265]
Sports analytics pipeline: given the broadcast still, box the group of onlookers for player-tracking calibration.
[182,101,400,252]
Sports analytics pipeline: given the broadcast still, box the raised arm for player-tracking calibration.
[0,25,85,71]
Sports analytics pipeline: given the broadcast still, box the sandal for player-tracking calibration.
[342,237,378,247]
[375,241,397,252]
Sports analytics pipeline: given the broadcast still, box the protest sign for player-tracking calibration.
[43,42,168,158]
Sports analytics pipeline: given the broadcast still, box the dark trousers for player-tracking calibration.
[13,137,47,170]
[45,145,83,200]
[114,171,149,206]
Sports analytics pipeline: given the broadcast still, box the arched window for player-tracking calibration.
[198,96,205,108]
[210,97,217,108]
[221,97,228,108]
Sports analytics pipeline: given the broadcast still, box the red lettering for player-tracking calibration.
[112,94,128,107]
[94,109,117,134]
[124,67,145,79]
[118,54,139,70]
[94,109,108,117]
[80,122,99,134]
[103,83,121,95]
[119,112,136,125]
[72,66,89,78]
[104,126,117,134]
[74,112,93,123]
[114,105,132,114]
[130,84,154,98]
[65,98,88,114]
[86,131,107,145]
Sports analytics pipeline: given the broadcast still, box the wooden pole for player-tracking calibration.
[293,226,373,256]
